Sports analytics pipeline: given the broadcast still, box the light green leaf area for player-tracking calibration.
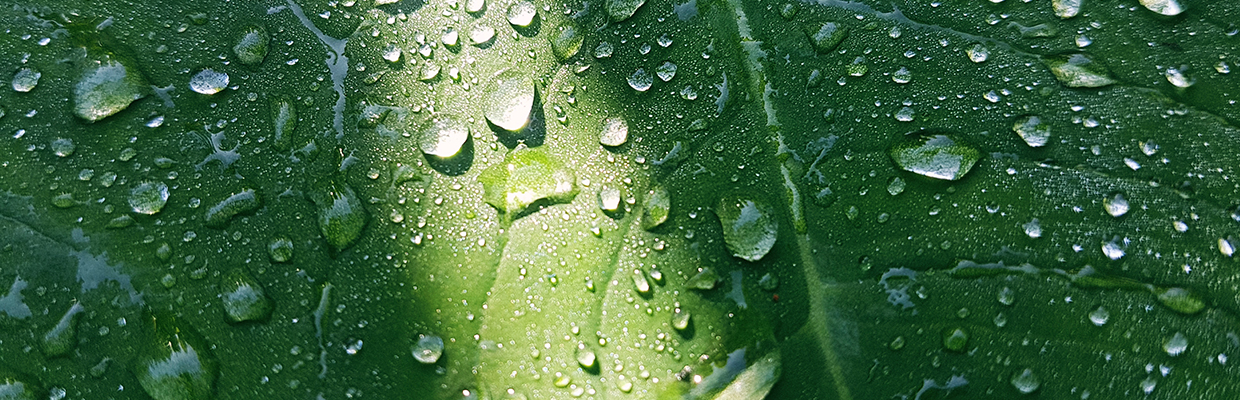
[1,0,1238,399]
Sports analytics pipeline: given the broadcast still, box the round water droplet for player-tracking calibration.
[190,68,229,95]
[892,67,912,84]
[412,335,445,364]
[1103,193,1128,217]
[484,70,535,132]
[469,25,495,45]
[966,44,989,63]
[129,182,169,215]
[942,327,968,352]
[1088,305,1109,326]
[419,116,470,158]
[221,269,272,323]
[1045,53,1116,88]
[309,180,368,252]
[806,22,847,53]
[268,237,294,263]
[507,1,537,27]
[715,195,779,262]
[233,25,269,65]
[1164,66,1194,88]
[997,287,1015,305]
[52,138,76,157]
[886,177,906,195]
[656,61,677,82]
[599,116,629,147]
[1139,0,1185,16]
[1163,332,1188,356]
[11,67,40,92]
[628,68,653,92]
[576,348,597,369]
[1010,368,1040,394]
[1053,0,1081,18]
[1012,115,1050,147]
[889,131,980,181]
[74,58,147,122]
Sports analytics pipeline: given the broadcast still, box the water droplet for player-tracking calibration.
[52,138,76,157]
[942,327,968,352]
[599,117,629,147]
[780,3,799,19]
[1103,193,1128,217]
[657,34,673,47]
[1164,66,1194,88]
[484,69,535,132]
[598,184,622,212]
[551,26,583,61]
[606,0,646,22]
[656,61,677,82]
[1156,287,1204,314]
[993,312,1007,327]
[686,268,719,290]
[1010,368,1041,394]
[507,1,538,27]
[1045,53,1117,88]
[1089,305,1109,326]
[479,147,579,219]
[412,335,444,364]
[889,336,905,350]
[806,22,847,53]
[271,99,297,150]
[465,0,486,13]
[576,347,597,369]
[190,69,228,95]
[889,131,980,181]
[1101,240,1125,260]
[1139,0,1185,16]
[628,68,653,92]
[42,303,85,357]
[632,269,651,294]
[419,116,470,158]
[74,58,147,122]
[966,44,989,63]
[11,68,40,92]
[135,314,217,400]
[1140,377,1157,395]
[641,186,670,230]
[233,25,269,65]
[1220,238,1235,257]
[1012,115,1050,147]
[891,67,912,84]
[671,308,691,330]
[997,287,1015,305]
[886,177,906,195]
[129,182,169,215]
[715,195,778,262]
[221,269,272,323]
[1053,0,1082,18]
[594,42,614,58]
[894,107,915,122]
[205,189,262,228]
[468,25,495,45]
[309,180,368,252]
[381,43,402,63]
[442,28,460,47]
[268,237,294,263]
[1023,218,1042,238]
[1163,332,1188,356]
[420,63,441,81]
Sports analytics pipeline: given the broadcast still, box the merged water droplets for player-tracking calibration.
[888,131,980,181]
[484,70,535,132]
[190,68,229,95]
[129,181,170,215]
[715,195,778,262]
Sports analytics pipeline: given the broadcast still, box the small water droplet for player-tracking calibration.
[892,67,912,84]
[656,61,677,82]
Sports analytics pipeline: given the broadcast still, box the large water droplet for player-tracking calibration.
[1010,368,1040,394]
[1164,66,1194,88]
[716,195,778,262]
[551,26,583,61]
[966,44,989,63]
[606,0,646,22]
[1156,287,1204,314]
[656,61,677,82]
[641,186,670,230]
[671,307,691,331]
[74,58,147,122]
[806,22,847,53]
[628,68,653,92]
[130,182,170,215]
[1163,332,1188,356]
[1139,0,1185,16]
[271,99,297,150]
[1103,192,1128,217]
[1101,240,1125,260]
[465,0,486,13]
[412,335,444,364]
[309,180,369,252]
[233,25,269,65]
[11,68,40,92]
[1012,115,1050,147]
[942,327,968,352]
[419,116,470,158]
[479,147,578,219]
[205,189,262,228]
[1089,305,1109,326]
[484,70,535,132]
[1045,53,1117,88]
[189,69,228,95]
[507,1,538,27]
[594,42,614,58]
[469,25,495,45]
[1053,0,1082,18]
[892,67,912,84]
[268,237,294,263]
[599,116,629,147]
[52,138,76,157]
[221,269,272,323]
[889,131,980,181]
[135,314,217,400]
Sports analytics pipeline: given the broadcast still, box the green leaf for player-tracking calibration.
[2,0,1239,399]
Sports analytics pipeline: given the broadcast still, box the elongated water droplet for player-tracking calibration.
[806,22,847,53]
[595,42,614,58]
[271,98,297,150]
[1156,287,1204,314]
[309,180,369,252]
[889,131,980,181]
[671,308,691,330]
[1045,53,1117,88]
[716,195,778,262]
[551,26,583,61]
[190,68,229,95]
[205,189,261,228]
[1101,240,1125,260]
[641,186,670,230]
[42,303,85,357]
[632,269,650,294]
